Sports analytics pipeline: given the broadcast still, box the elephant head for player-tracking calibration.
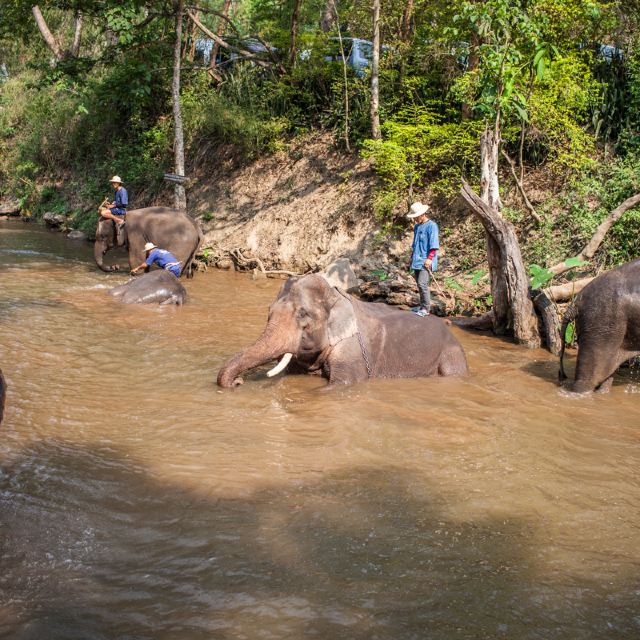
[217,275,358,387]
[94,218,126,272]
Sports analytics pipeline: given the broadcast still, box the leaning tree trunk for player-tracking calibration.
[461,179,540,348]
[370,0,381,140]
[479,125,511,335]
[172,0,187,212]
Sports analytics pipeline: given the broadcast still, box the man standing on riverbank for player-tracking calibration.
[99,176,128,225]
[131,243,182,277]
[407,201,439,317]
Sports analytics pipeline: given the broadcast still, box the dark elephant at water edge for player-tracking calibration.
[560,258,640,393]
[95,207,202,277]
[0,368,6,424]
[109,269,187,305]
[217,274,468,387]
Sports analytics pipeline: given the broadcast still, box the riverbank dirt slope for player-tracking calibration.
[188,135,381,272]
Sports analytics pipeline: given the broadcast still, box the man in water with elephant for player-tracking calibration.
[407,201,439,317]
[131,242,182,277]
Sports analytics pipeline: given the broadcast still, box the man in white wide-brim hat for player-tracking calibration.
[407,201,439,317]
[131,242,182,278]
[99,175,128,226]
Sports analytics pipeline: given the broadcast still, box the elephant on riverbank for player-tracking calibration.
[0,368,5,424]
[560,258,640,393]
[94,207,202,277]
[217,274,468,387]
[109,270,187,305]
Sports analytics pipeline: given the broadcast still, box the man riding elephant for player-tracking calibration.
[94,206,202,278]
[99,175,128,226]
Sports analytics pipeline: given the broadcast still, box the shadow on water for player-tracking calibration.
[1,441,638,640]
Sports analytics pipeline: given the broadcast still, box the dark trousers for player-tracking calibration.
[413,269,431,311]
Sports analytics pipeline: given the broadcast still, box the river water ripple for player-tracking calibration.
[1,222,639,639]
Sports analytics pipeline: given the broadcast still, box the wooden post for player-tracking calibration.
[172,0,187,212]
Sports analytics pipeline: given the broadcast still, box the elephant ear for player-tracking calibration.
[326,288,358,347]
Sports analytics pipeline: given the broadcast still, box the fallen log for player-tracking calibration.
[543,277,593,302]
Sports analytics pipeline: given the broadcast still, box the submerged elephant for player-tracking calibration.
[94,207,202,277]
[109,269,187,305]
[560,258,640,393]
[0,368,5,424]
[217,274,468,387]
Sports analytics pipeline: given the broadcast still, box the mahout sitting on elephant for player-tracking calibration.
[109,269,187,305]
[0,368,6,424]
[560,258,640,393]
[217,274,468,387]
[94,207,202,278]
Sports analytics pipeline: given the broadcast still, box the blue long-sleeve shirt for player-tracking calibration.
[112,187,128,215]
[411,219,439,271]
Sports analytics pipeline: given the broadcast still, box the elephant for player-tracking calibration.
[0,368,5,424]
[559,258,640,393]
[94,207,202,277]
[217,274,468,387]
[109,269,187,305]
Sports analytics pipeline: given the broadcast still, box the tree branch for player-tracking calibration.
[547,192,640,275]
[32,5,63,60]
[500,148,541,223]
[186,10,272,68]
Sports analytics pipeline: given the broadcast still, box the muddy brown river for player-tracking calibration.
[1,221,639,639]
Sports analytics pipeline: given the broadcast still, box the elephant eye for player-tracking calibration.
[296,308,308,321]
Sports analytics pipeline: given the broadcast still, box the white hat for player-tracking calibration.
[144,242,157,252]
[407,201,430,219]
[109,175,123,184]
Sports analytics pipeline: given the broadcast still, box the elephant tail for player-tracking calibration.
[559,301,578,381]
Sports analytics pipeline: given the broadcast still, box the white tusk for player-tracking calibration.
[266,352,293,378]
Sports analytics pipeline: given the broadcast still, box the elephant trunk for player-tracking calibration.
[217,322,295,388]
[94,239,119,272]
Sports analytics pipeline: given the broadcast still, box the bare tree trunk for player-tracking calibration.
[461,179,540,347]
[479,124,510,334]
[32,5,63,60]
[334,8,350,151]
[289,0,302,67]
[172,0,187,212]
[320,0,337,32]
[399,0,414,42]
[71,11,83,57]
[370,0,381,140]
[187,11,199,62]
[210,0,232,71]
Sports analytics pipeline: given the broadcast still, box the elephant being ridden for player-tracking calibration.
[560,258,640,393]
[217,274,468,387]
[109,270,187,305]
[94,207,202,278]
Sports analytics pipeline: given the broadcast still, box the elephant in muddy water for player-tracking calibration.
[560,258,640,393]
[0,368,5,424]
[94,207,202,277]
[217,274,468,387]
[109,270,187,305]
